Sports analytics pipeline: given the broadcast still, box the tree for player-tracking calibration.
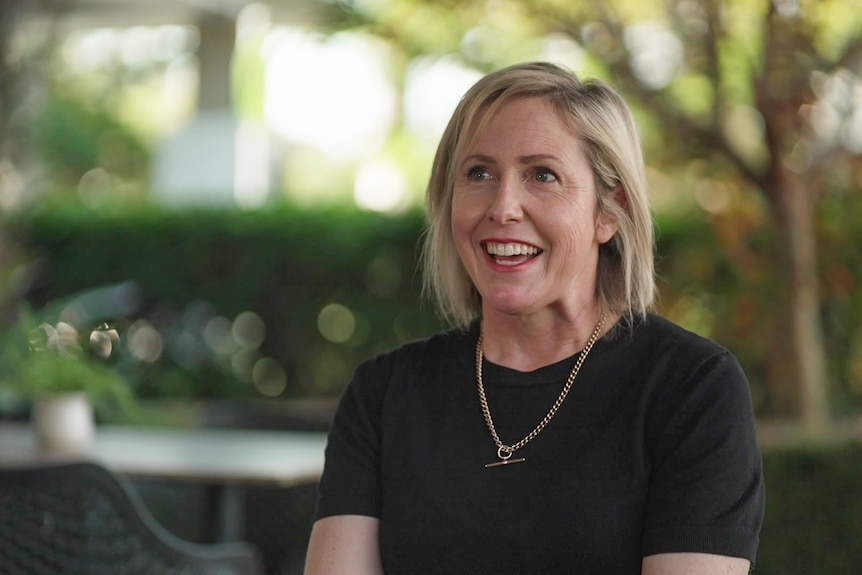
[0,0,42,323]
[0,0,31,195]
[327,0,862,429]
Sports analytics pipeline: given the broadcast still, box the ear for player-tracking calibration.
[595,185,627,244]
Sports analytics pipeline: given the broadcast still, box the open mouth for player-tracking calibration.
[483,242,542,266]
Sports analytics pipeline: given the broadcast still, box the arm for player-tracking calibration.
[643,553,750,574]
[304,515,383,575]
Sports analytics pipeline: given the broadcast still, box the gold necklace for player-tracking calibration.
[476,313,606,468]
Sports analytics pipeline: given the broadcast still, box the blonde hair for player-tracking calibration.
[422,61,656,327]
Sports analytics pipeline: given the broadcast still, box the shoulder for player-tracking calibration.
[611,314,751,414]
[623,315,754,435]
[617,313,739,378]
[351,323,477,389]
[630,313,729,356]
[334,324,476,429]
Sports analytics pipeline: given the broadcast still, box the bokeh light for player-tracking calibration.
[264,28,397,161]
[317,303,356,343]
[203,315,236,356]
[252,357,287,397]
[232,310,266,350]
[354,160,410,213]
[127,319,164,363]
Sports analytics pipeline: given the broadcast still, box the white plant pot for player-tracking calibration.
[32,391,96,454]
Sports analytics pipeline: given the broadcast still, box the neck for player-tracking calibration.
[479,307,611,372]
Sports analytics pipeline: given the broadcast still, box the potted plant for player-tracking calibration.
[0,310,132,454]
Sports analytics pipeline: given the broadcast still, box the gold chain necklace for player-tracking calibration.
[476,313,606,468]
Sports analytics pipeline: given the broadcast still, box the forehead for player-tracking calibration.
[461,97,582,155]
[473,95,564,127]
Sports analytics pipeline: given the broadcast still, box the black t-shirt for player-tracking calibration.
[314,314,764,574]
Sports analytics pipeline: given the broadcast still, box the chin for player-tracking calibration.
[482,294,537,317]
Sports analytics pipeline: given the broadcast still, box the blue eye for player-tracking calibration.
[535,168,557,183]
[467,166,492,181]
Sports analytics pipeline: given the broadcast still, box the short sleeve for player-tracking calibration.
[641,350,765,563]
[313,357,387,521]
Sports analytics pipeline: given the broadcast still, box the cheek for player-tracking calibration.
[450,195,482,238]
[450,202,473,259]
[550,219,596,260]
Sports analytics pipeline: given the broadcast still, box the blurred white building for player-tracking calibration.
[22,0,322,209]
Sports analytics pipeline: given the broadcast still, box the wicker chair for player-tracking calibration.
[0,461,264,575]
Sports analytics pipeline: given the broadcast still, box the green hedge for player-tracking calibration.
[0,202,785,405]
[4,202,753,402]
[3,204,444,400]
[5,200,861,416]
[757,443,862,574]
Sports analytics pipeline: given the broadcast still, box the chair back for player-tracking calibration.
[0,461,263,575]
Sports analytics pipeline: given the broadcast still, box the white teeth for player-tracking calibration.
[485,242,539,257]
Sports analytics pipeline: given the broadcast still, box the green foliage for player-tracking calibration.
[665,75,714,120]
[0,307,132,411]
[10,351,125,400]
[819,186,862,413]
[3,203,444,401]
[758,444,862,574]
[31,89,150,191]
[4,197,861,413]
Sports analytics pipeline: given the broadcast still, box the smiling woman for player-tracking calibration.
[304,62,764,575]
[450,97,619,327]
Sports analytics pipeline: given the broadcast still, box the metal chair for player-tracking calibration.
[0,461,264,575]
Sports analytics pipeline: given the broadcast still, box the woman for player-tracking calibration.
[305,62,764,574]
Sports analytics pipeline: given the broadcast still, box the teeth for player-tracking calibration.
[485,242,539,257]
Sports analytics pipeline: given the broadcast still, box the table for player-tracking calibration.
[0,423,328,541]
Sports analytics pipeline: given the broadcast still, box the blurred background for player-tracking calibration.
[0,0,861,573]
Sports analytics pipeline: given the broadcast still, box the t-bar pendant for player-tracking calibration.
[485,445,525,468]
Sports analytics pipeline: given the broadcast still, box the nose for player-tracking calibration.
[486,174,524,224]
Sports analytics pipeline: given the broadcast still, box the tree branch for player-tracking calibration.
[703,0,725,126]
[581,18,770,192]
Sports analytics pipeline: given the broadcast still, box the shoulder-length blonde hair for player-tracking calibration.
[422,61,656,328]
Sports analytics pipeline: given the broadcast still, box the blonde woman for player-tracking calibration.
[305,62,764,575]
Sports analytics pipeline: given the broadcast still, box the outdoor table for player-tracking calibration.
[0,423,328,542]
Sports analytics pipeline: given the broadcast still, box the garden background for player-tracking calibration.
[1,0,861,573]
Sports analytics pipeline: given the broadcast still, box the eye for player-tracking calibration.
[466,166,492,181]
[535,168,558,183]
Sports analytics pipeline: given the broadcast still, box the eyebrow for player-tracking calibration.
[460,154,494,166]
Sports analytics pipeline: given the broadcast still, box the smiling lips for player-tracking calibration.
[483,241,542,266]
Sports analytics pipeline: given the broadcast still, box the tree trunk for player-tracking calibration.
[755,6,832,430]
[769,165,831,431]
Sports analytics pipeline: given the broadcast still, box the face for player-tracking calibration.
[450,97,619,321]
